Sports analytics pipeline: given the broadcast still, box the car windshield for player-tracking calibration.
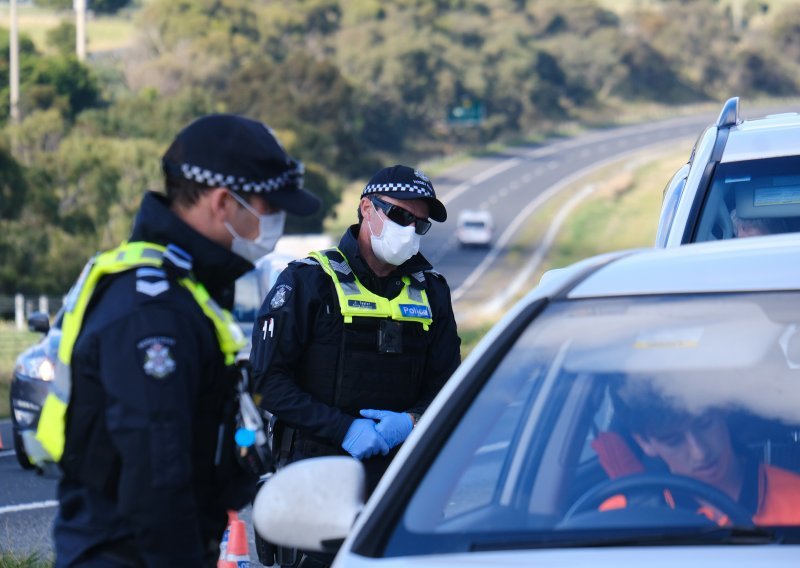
[463,221,488,229]
[694,156,800,242]
[386,291,800,555]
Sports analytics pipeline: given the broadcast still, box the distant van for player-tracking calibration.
[456,209,494,247]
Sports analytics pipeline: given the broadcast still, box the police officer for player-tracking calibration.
[42,114,320,567]
[250,164,461,495]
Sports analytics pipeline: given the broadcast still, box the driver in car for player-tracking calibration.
[598,386,800,526]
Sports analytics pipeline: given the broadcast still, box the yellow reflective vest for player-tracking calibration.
[309,248,433,330]
[29,241,245,466]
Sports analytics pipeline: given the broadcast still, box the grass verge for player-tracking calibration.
[0,4,135,55]
[0,552,53,568]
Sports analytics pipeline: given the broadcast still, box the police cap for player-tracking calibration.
[162,114,321,216]
[361,165,447,222]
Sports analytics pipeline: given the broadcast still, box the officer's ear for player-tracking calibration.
[207,187,236,223]
[360,197,379,225]
[359,197,371,219]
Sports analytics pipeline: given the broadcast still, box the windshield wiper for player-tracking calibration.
[471,526,782,551]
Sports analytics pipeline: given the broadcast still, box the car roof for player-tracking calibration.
[722,111,800,163]
[568,232,800,299]
[457,209,493,219]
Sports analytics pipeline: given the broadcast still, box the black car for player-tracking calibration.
[10,310,62,470]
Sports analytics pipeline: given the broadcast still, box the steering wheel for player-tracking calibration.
[563,473,753,526]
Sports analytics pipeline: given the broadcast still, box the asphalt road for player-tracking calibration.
[423,113,717,313]
[0,102,791,563]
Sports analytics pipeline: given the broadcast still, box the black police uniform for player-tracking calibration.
[54,192,256,567]
[250,225,461,491]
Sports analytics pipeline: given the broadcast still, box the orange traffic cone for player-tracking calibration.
[218,511,250,567]
[0,431,4,450]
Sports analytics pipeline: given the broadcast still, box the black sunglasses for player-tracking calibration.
[369,196,432,235]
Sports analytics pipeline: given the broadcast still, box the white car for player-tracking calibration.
[456,209,494,247]
[656,97,800,247]
[253,233,800,567]
[232,251,296,341]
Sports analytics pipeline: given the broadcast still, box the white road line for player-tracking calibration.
[0,449,17,458]
[440,158,522,205]
[0,500,58,515]
[452,139,688,308]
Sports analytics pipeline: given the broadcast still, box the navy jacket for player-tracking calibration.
[55,192,254,567]
[250,226,461,449]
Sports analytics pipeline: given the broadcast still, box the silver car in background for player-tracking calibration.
[657,97,800,247]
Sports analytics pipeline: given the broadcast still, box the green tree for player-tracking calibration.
[0,144,27,219]
[46,21,77,57]
[24,55,100,119]
[0,28,38,121]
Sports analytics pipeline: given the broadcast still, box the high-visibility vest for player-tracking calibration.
[309,248,433,330]
[29,241,246,465]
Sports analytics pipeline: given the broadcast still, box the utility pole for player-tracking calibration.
[75,0,87,61]
[9,0,20,123]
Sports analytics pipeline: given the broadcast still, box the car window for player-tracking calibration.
[385,292,800,556]
[462,221,488,229]
[694,155,800,243]
[233,270,262,324]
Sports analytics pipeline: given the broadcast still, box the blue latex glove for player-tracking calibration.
[341,418,390,460]
[360,409,413,450]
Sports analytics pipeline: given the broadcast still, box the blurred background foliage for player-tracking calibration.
[1,0,800,294]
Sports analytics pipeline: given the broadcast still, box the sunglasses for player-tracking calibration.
[370,196,432,235]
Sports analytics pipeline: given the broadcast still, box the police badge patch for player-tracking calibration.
[137,336,177,379]
[270,284,292,310]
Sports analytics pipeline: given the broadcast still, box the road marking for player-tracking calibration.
[452,139,689,308]
[0,500,58,515]
[440,158,522,205]
[0,450,17,458]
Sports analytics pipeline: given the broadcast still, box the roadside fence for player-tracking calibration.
[0,294,65,330]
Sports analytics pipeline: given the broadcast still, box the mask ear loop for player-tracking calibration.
[366,199,383,238]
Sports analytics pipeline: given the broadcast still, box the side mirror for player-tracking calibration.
[27,312,50,334]
[252,456,365,553]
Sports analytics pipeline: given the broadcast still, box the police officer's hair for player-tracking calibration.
[610,379,688,440]
[165,174,211,208]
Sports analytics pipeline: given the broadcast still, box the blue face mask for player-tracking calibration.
[224,191,285,262]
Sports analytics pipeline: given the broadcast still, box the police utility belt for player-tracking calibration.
[26,241,271,477]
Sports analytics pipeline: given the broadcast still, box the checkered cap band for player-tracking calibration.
[178,159,305,194]
[362,182,434,198]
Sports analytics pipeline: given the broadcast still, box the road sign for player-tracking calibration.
[447,100,485,127]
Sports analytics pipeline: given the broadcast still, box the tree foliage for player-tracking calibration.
[2,0,800,294]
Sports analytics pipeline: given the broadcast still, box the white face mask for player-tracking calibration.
[225,192,285,262]
[367,202,421,266]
